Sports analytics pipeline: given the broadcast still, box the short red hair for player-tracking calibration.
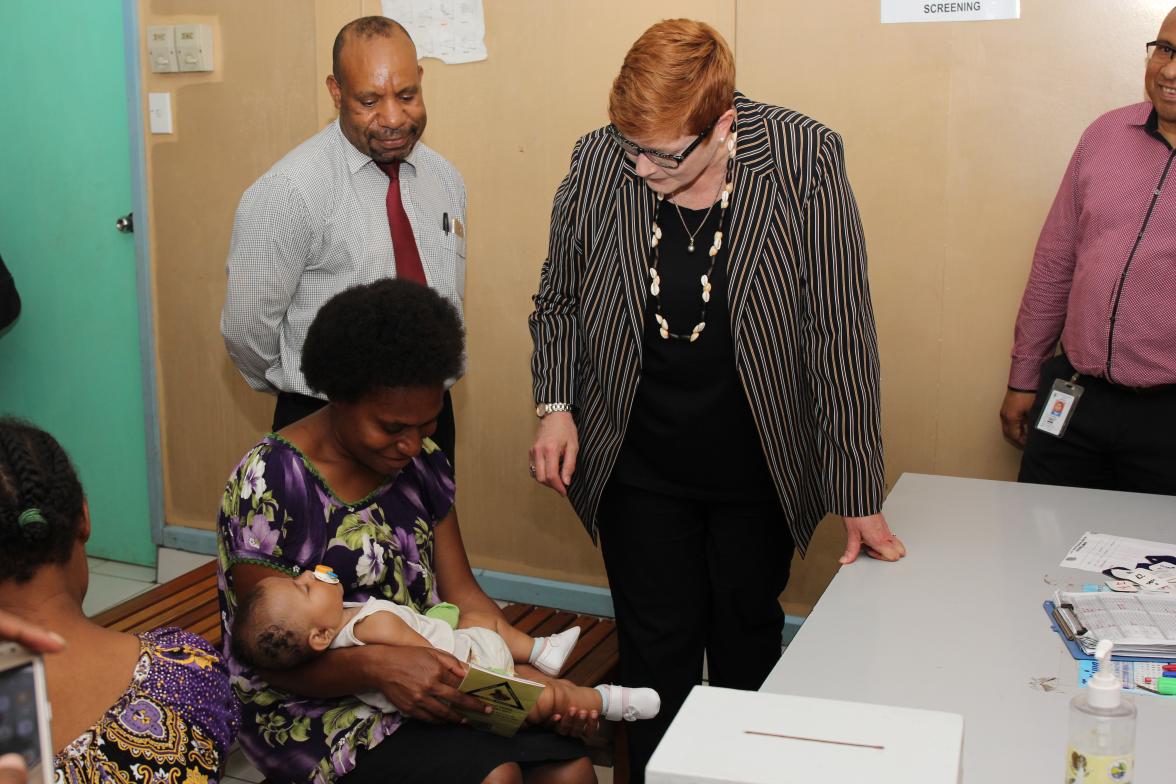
[608,19,735,141]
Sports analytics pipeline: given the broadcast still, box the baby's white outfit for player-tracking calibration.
[329,597,515,713]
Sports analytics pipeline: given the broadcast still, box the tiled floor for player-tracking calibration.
[157,547,215,583]
[84,548,215,616]
[83,557,156,617]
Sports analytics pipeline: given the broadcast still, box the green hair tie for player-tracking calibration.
[17,508,47,527]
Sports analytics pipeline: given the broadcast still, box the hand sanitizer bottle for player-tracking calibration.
[1064,640,1136,783]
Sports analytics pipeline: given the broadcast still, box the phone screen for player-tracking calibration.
[0,661,43,767]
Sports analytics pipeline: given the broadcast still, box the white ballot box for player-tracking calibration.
[646,686,964,784]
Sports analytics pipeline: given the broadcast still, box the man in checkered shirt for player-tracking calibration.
[221,16,466,458]
[1000,6,1176,493]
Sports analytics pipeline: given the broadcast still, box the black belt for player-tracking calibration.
[1074,373,1176,396]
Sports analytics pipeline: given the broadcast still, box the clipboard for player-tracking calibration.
[1043,601,1163,663]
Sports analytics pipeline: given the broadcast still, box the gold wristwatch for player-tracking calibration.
[535,402,574,418]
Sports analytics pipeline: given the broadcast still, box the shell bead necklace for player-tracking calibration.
[647,133,736,342]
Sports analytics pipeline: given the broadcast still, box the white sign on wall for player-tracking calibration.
[881,0,1020,24]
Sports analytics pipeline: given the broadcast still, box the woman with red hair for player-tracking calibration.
[528,19,906,781]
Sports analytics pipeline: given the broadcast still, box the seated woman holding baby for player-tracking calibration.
[216,281,651,784]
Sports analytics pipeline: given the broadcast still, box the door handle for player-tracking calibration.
[115,212,134,233]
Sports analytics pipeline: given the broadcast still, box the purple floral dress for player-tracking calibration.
[216,434,455,784]
[53,627,239,784]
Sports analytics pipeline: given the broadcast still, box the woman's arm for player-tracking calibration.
[800,130,886,519]
[230,563,486,723]
[527,139,592,496]
[432,508,503,619]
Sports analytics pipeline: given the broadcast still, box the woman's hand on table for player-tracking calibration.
[840,513,906,564]
[365,646,489,724]
[530,412,578,496]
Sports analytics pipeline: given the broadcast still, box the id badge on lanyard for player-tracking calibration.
[1035,374,1084,438]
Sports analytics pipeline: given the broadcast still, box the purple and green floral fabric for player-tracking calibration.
[216,434,455,784]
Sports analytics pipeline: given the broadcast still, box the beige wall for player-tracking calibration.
[142,0,318,532]
[139,1,1172,612]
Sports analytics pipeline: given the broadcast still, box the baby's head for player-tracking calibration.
[230,568,345,671]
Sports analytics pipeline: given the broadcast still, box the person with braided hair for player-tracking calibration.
[0,418,239,783]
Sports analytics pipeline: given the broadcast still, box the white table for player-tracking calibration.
[761,473,1176,782]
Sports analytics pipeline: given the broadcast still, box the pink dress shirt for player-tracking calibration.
[1010,102,1176,390]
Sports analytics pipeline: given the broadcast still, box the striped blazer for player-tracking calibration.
[529,94,884,553]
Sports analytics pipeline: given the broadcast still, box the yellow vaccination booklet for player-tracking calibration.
[457,663,546,737]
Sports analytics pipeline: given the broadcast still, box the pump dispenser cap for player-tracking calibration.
[1087,640,1122,709]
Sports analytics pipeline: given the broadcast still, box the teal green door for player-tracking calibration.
[0,3,155,565]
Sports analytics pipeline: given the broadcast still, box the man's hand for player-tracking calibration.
[366,647,489,724]
[840,513,906,564]
[1000,389,1037,448]
[0,610,65,653]
[529,412,578,496]
[0,754,28,784]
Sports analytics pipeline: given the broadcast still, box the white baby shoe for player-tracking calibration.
[600,684,661,722]
[531,626,582,676]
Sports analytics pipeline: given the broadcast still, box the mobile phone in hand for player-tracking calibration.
[0,643,53,784]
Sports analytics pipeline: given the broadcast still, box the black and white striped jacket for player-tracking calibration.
[529,94,884,553]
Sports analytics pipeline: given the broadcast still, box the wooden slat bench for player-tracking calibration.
[92,560,222,646]
[501,602,628,777]
[93,561,628,781]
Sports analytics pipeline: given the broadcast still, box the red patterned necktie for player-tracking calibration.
[377,160,427,285]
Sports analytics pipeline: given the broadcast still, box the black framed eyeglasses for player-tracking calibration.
[1146,40,1176,62]
[606,119,718,170]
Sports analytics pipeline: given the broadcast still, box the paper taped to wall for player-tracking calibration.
[381,0,487,64]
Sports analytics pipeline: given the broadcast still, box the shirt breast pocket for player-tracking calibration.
[447,228,467,297]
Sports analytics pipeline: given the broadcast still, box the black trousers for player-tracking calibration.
[597,482,795,784]
[343,722,586,784]
[272,389,457,468]
[1019,354,1176,494]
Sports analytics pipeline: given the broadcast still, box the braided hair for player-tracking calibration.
[0,418,85,583]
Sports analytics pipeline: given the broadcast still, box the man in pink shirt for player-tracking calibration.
[1001,6,1176,492]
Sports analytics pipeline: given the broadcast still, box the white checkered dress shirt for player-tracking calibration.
[221,120,467,397]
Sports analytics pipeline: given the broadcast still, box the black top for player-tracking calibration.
[0,254,20,331]
[612,198,775,500]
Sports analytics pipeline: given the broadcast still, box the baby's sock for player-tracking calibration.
[595,684,610,714]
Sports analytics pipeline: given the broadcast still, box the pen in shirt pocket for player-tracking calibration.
[442,212,450,234]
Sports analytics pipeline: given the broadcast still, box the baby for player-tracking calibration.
[231,566,660,724]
